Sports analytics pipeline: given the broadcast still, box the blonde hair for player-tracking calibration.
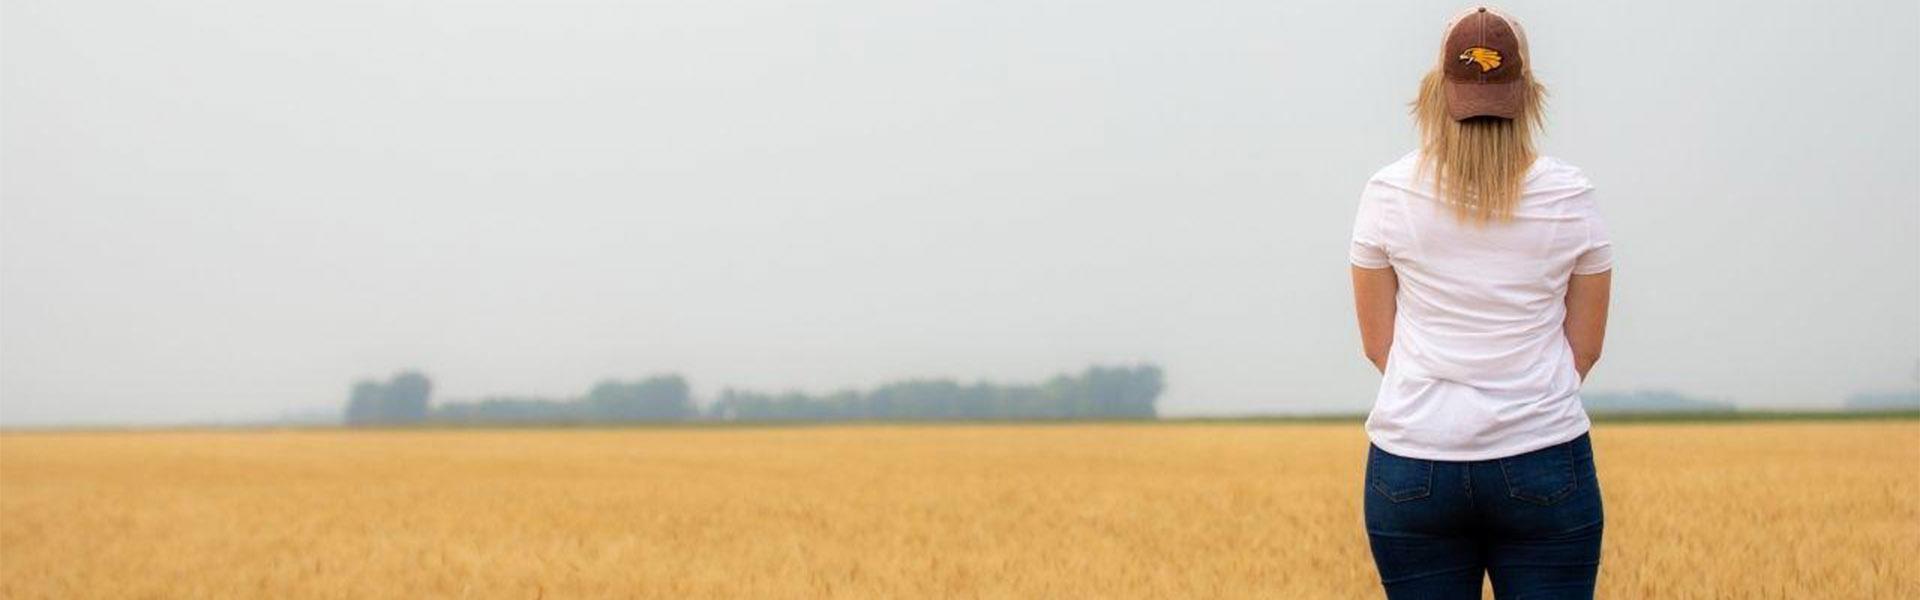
[1411,64,1547,224]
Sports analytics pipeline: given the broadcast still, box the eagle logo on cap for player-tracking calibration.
[1458,47,1501,72]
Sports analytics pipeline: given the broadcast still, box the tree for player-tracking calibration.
[342,370,434,426]
[381,370,432,423]
[344,379,383,425]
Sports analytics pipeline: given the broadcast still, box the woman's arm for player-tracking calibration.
[1351,265,1398,374]
[1564,269,1612,381]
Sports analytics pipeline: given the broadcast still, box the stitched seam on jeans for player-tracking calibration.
[1463,462,1474,509]
[1558,443,1577,500]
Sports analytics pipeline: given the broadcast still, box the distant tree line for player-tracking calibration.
[709,365,1162,421]
[344,371,433,425]
[342,364,1163,426]
[431,375,695,424]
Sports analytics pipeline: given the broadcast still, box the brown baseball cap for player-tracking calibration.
[1440,6,1531,121]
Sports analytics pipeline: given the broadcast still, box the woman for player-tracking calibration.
[1348,6,1612,599]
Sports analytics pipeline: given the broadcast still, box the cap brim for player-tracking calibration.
[1444,79,1524,120]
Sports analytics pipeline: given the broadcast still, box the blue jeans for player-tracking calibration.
[1363,432,1604,599]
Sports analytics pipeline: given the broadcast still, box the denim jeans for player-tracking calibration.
[1363,432,1604,599]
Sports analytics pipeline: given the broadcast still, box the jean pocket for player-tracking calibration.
[1368,445,1433,503]
[1498,439,1578,506]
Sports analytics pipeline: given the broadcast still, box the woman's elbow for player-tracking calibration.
[1573,349,1601,372]
[1363,348,1390,371]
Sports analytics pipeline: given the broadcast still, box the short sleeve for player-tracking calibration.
[1349,180,1392,269]
[1572,191,1614,275]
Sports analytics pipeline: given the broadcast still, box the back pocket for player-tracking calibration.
[1368,445,1433,503]
[1498,441,1577,506]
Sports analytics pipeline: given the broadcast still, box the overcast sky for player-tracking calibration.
[3,0,1916,426]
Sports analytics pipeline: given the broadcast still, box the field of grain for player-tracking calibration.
[2,421,1916,598]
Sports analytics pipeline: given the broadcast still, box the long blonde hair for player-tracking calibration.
[1411,67,1547,224]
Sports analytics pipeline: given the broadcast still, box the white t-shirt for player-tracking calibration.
[1349,150,1614,461]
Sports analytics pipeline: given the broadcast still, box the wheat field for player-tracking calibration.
[1,421,1915,598]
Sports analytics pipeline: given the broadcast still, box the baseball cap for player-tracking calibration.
[1440,6,1531,121]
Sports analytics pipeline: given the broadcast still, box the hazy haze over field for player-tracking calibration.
[3,0,1917,425]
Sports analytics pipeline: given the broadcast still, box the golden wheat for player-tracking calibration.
[2,421,1915,598]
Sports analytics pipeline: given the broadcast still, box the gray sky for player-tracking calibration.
[3,0,1916,426]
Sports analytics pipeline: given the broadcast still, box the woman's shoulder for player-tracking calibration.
[1366,150,1424,187]
[1525,155,1600,207]
[1529,155,1593,186]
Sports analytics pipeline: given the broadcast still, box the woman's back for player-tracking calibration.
[1351,8,1611,597]
[1350,149,1613,461]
